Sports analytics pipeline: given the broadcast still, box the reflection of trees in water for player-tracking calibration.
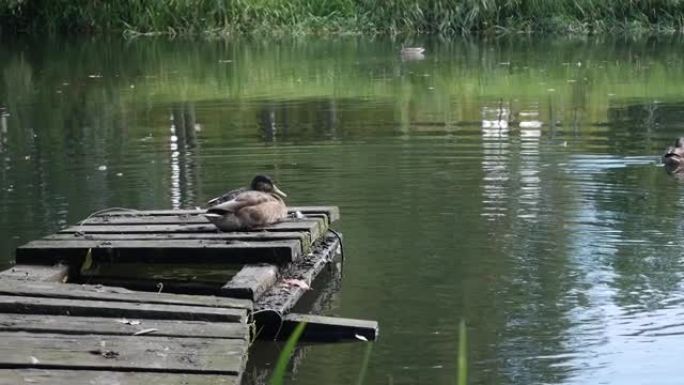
[257,98,339,142]
[606,100,684,151]
[477,101,580,385]
[170,102,200,209]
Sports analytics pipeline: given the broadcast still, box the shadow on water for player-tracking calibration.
[5,34,684,385]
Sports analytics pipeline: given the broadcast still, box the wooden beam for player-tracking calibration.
[0,265,69,283]
[44,231,309,243]
[220,264,278,300]
[93,206,340,223]
[70,217,325,234]
[0,313,248,339]
[61,217,327,244]
[255,233,340,317]
[0,295,246,323]
[279,313,378,342]
[15,239,302,266]
[0,332,246,374]
[0,370,239,385]
[0,280,251,310]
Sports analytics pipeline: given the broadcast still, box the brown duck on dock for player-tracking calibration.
[204,175,288,231]
[662,137,684,173]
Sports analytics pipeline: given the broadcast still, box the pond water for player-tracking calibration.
[2,35,684,384]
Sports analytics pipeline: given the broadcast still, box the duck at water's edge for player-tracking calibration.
[662,137,684,173]
[400,47,425,61]
[204,175,288,231]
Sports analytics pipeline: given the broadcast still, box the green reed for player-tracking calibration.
[458,319,467,385]
[2,0,684,35]
[269,321,307,385]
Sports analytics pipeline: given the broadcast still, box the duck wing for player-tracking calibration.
[206,191,276,214]
[207,186,248,207]
[240,199,288,226]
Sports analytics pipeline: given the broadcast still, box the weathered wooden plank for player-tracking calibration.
[0,332,246,374]
[0,370,239,385]
[60,217,327,241]
[220,264,278,300]
[43,231,312,255]
[0,280,251,310]
[0,313,248,339]
[94,206,340,222]
[44,231,309,242]
[76,215,323,229]
[279,313,378,342]
[0,264,69,283]
[0,295,246,322]
[15,239,301,266]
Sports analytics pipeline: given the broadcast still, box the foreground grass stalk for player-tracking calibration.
[458,319,467,385]
[269,321,307,385]
[355,340,374,385]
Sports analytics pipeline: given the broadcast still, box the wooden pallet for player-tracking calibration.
[3,204,377,385]
[0,268,251,385]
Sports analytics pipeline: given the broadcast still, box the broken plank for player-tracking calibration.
[279,313,378,342]
[220,264,278,300]
[0,264,69,283]
[0,280,251,310]
[0,370,239,385]
[0,313,248,339]
[0,332,246,375]
[0,295,246,322]
[16,239,302,266]
[255,232,340,317]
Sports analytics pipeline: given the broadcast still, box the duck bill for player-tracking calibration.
[273,185,287,198]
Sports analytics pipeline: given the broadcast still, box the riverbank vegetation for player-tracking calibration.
[2,0,684,36]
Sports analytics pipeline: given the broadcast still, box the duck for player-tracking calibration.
[400,47,425,61]
[204,175,288,231]
[662,137,684,173]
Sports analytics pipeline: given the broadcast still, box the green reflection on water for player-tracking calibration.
[2,35,684,385]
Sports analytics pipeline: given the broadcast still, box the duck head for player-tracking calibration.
[662,137,684,173]
[251,175,287,198]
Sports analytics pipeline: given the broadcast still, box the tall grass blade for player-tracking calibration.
[269,321,307,385]
[354,341,374,385]
[457,319,467,385]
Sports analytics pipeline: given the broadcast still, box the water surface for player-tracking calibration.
[2,35,684,384]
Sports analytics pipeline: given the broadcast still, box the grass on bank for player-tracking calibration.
[2,0,684,36]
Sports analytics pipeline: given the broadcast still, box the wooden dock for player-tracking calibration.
[1,206,378,384]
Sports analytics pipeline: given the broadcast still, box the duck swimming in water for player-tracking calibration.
[662,137,684,173]
[400,47,425,61]
[204,175,288,231]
